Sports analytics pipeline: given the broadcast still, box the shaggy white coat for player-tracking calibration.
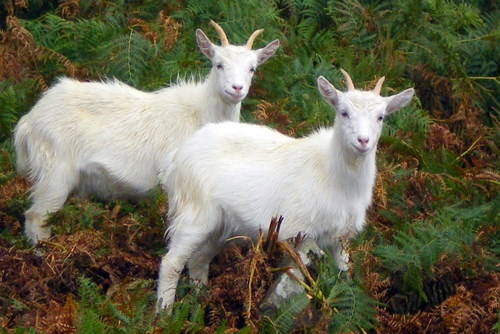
[14,27,280,243]
[157,74,415,309]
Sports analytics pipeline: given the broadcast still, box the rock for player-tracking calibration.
[260,238,325,315]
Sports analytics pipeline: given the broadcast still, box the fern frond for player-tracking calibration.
[261,292,309,334]
[76,277,108,333]
[102,30,155,86]
[374,203,488,300]
[327,281,377,332]
[0,82,21,140]
[311,255,378,332]
[78,308,108,334]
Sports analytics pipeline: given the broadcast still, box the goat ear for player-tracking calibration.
[384,88,415,114]
[196,29,216,59]
[317,76,340,108]
[256,39,280,65]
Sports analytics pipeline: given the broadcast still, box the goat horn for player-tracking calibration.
[340,69,355,91]
[210,20,229,46]
[245,28,264,49]
[372,76,385,95]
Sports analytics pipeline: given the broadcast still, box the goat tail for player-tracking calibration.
[13,117,32,176]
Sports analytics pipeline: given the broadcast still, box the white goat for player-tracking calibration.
[156,70,415,309]
[14,21,280,244]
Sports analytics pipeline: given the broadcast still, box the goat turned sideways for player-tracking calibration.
[14,21,280,244]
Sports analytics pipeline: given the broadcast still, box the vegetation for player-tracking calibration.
[0,0,498,332]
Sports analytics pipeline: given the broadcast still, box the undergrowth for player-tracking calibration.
[0,0,498,333]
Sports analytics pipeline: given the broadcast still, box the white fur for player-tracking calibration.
[156,74,414,309]
[14,26,280,244]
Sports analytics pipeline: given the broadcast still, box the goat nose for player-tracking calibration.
[232,85,243,92]
[357,137,370,145]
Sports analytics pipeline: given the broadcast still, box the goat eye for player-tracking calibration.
[216,64,224,70]
[341,111,349,118]
[249,67,256,73]
[377,115,384,121]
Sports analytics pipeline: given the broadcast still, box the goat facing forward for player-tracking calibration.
[157,70,415,310]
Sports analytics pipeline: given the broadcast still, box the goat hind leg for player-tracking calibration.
[187,238,222,286]
[24,166,77,244]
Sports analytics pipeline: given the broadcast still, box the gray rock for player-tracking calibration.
[260,238,325,315]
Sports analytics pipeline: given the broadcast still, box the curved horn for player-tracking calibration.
[372,76,385,95]
[209,20,229,46]
[245,28,264,49]
[340,69,355,91]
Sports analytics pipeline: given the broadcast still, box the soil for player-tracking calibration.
[0,176,498,333]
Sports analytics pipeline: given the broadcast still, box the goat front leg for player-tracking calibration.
[156,228,208,311]
[157,249,189,311]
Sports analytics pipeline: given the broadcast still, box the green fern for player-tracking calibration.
[374,221,465,274]
[20,13,121,78]
[0,79,36,141]
[76,277,210,334]
[260,292,310,334]
[459,10,500,113]
[316,256,378,333]
[104,285,159,334]
[381,102,431,166]
[1,0,498,331]
[374,203,491,300]
[78,308,108,334]
[165,300,191,333]
[0,327,37,334]
[493,310,500,332]
[76,277,109,333]
[154,281,209,333]
[0,83,20,141]
[104,31,153,86]
[327,280,377,333]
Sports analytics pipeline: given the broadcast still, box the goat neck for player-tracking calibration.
[200,69,241,124]
[328,121,377,198]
